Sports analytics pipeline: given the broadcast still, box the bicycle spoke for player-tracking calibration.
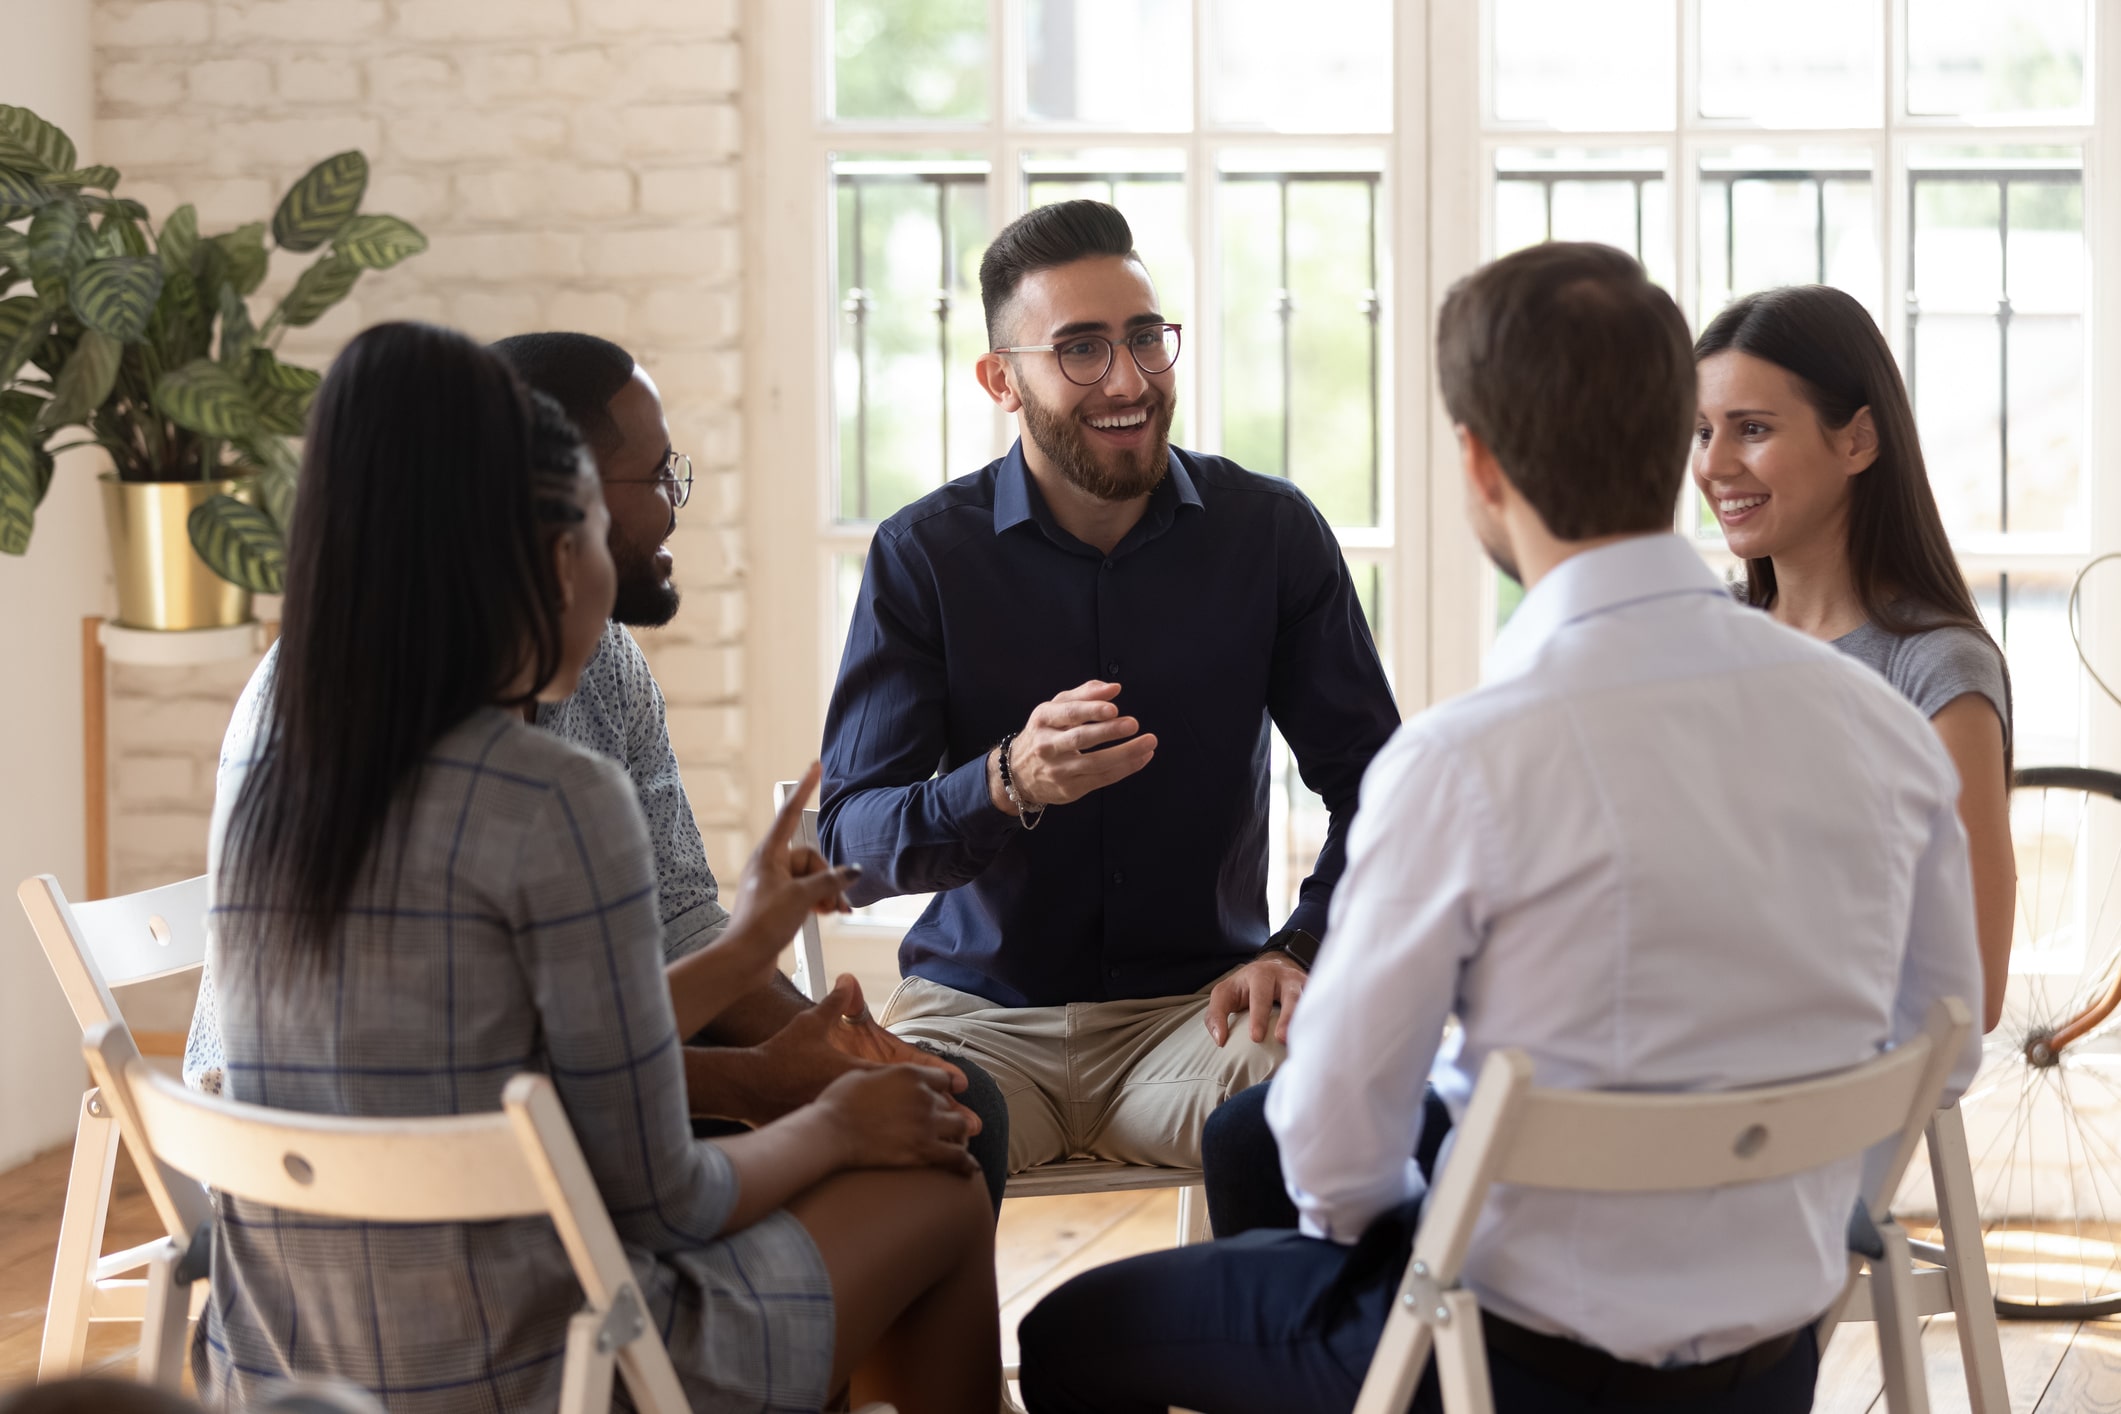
[2054,1065,2121,1300]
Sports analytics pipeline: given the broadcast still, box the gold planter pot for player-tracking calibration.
[99,474,254,631]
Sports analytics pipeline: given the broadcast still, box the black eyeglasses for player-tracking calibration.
[606,450,693,509]
[992,322,1183,387]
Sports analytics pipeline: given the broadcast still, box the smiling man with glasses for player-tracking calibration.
[819,200,1401,1186]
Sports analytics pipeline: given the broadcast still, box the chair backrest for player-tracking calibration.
[82,1021,692,1412]
[19,873,212,1034]
[772,781,830,1003]
[1409,997,1971,1291]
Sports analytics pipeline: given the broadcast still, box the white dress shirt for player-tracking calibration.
[1266,533,1983,1366]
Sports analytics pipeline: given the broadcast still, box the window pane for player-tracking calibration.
[1218,152,1386,526]
[1494,148,1670,288]
[1969,571,2077,768]
[1268,557,1381,916]
[1698,0,1881,127]
[1696,149,1875,320]
[1908,150,2084,543]
[1207,0,1390,133]
[1023,151,1192,446]
[1907,0,2087,119]
[1491,0,1675,130]
[834,0,989,121]
[1024,0,1191,129]
[833,156,994,523]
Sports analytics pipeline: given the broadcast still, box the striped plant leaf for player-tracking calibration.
[27,199,82,283]
[0,226,27,270]
[210,222,268,296]
[69,256,163,341]
[39,327,120,429]
[332,213,427,270]
[91,212,150,259]
[187,492,284,592]
[45,165,119,190]
[216,283,255,367]
[0,166,52,221]
[273,252,360,328]
[0,293,51,383]
[158,204,198,275]
[82,196,149,224]
[243,349,321,435]
[271,151,367,253]
[0,106,75,177]
[154,357,257,438]
[0,411,37,554]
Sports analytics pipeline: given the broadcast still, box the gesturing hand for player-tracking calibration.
[1204,952,1308,1047]
[814,1064,979,1176]
[712,762,860,1000]
[992,680,1159,815]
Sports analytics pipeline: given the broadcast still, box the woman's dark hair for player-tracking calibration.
[1696,286,2009,763]
[224,322,591,959]
[489,331,636,455]
[979,199,1139,346]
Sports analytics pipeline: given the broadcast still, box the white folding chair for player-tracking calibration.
[775,783,1211,1242]
[18,872,215,1380]
[1353,997,1972,1414]
[1823,1103,2009,1414]
[81,1020,897,1414]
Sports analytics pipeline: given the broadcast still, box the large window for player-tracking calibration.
[1473,0,2097,768]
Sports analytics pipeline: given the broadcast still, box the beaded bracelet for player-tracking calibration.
[996,731,1046,830]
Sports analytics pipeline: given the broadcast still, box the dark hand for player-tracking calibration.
[1204,953,1307,1047]
[748,975,979,1134]
[714,762,859,997]
[990,680,1158,814]
[814,1064,978,1175]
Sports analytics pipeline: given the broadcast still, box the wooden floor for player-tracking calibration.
[5,1146,2121,1410]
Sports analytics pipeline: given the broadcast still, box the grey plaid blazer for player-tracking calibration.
[197,709,832,1413]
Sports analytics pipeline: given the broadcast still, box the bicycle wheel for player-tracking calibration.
[1901,767,2121,1319]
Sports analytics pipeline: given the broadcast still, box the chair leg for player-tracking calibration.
[1929,1107,2010,1414]
[1177,1184,1210,1245]
[136,1238,191,1390]
[558,1310,615,1414]
[39,1091,120,1382]
[1872,1220,1934,1414]
[1353,1300,1439,1414]
[1433,1291,1496,1414]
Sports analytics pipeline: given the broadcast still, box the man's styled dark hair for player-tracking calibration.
[489,332,635,454]
[1436,241,1695,539]
[979,199,1139,345]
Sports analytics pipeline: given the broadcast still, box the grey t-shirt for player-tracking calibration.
[1830,619,2013,751]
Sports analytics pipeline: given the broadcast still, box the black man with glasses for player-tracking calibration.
[820,201,1400,1180]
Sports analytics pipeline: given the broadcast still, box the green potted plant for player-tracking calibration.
[0,103,426,629]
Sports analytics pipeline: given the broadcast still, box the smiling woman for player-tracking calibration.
[1693,285,2015,1034]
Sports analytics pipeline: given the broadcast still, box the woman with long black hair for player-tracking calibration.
[1694,285,2014,1031]
[201,321,999,1414]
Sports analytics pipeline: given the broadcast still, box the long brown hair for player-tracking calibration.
[1695,285,2010,766]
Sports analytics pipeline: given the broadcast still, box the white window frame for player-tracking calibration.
[746,0,2121,854]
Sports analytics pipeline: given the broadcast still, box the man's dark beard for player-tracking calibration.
[1020,382,1173,503]
[609,525,680,627]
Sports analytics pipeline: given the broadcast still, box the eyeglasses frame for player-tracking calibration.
[990,322,1185,387]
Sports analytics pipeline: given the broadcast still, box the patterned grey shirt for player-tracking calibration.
[196,709,830,1413]
[185,624,730,1094]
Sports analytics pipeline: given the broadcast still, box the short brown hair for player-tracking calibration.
[1436,242,1694,539]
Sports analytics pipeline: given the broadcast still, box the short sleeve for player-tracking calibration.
[1897,627,2012,752]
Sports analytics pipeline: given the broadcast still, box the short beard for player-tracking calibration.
[1020,380,1173,503]
[608,524,680,628]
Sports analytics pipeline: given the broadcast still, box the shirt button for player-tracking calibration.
[1105,660,1120,676]
[1102,560,1115,572]
[1112,871,1125,885]
[1108,966,1120,977]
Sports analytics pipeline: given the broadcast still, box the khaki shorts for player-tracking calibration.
[879,972,1285,1174]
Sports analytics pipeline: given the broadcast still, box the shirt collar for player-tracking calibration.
[992,439,1202,543]
[1485,533,1728,684]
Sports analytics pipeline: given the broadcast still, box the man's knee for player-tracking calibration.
[954,1051,1011,1216]
[1202,1079,1273,1170]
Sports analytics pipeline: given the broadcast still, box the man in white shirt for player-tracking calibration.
[1015,241,1984,1414]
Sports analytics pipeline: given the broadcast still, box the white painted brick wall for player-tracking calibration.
[94,0,748,893]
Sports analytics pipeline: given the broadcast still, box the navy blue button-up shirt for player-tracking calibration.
[819,442,1400,1008]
